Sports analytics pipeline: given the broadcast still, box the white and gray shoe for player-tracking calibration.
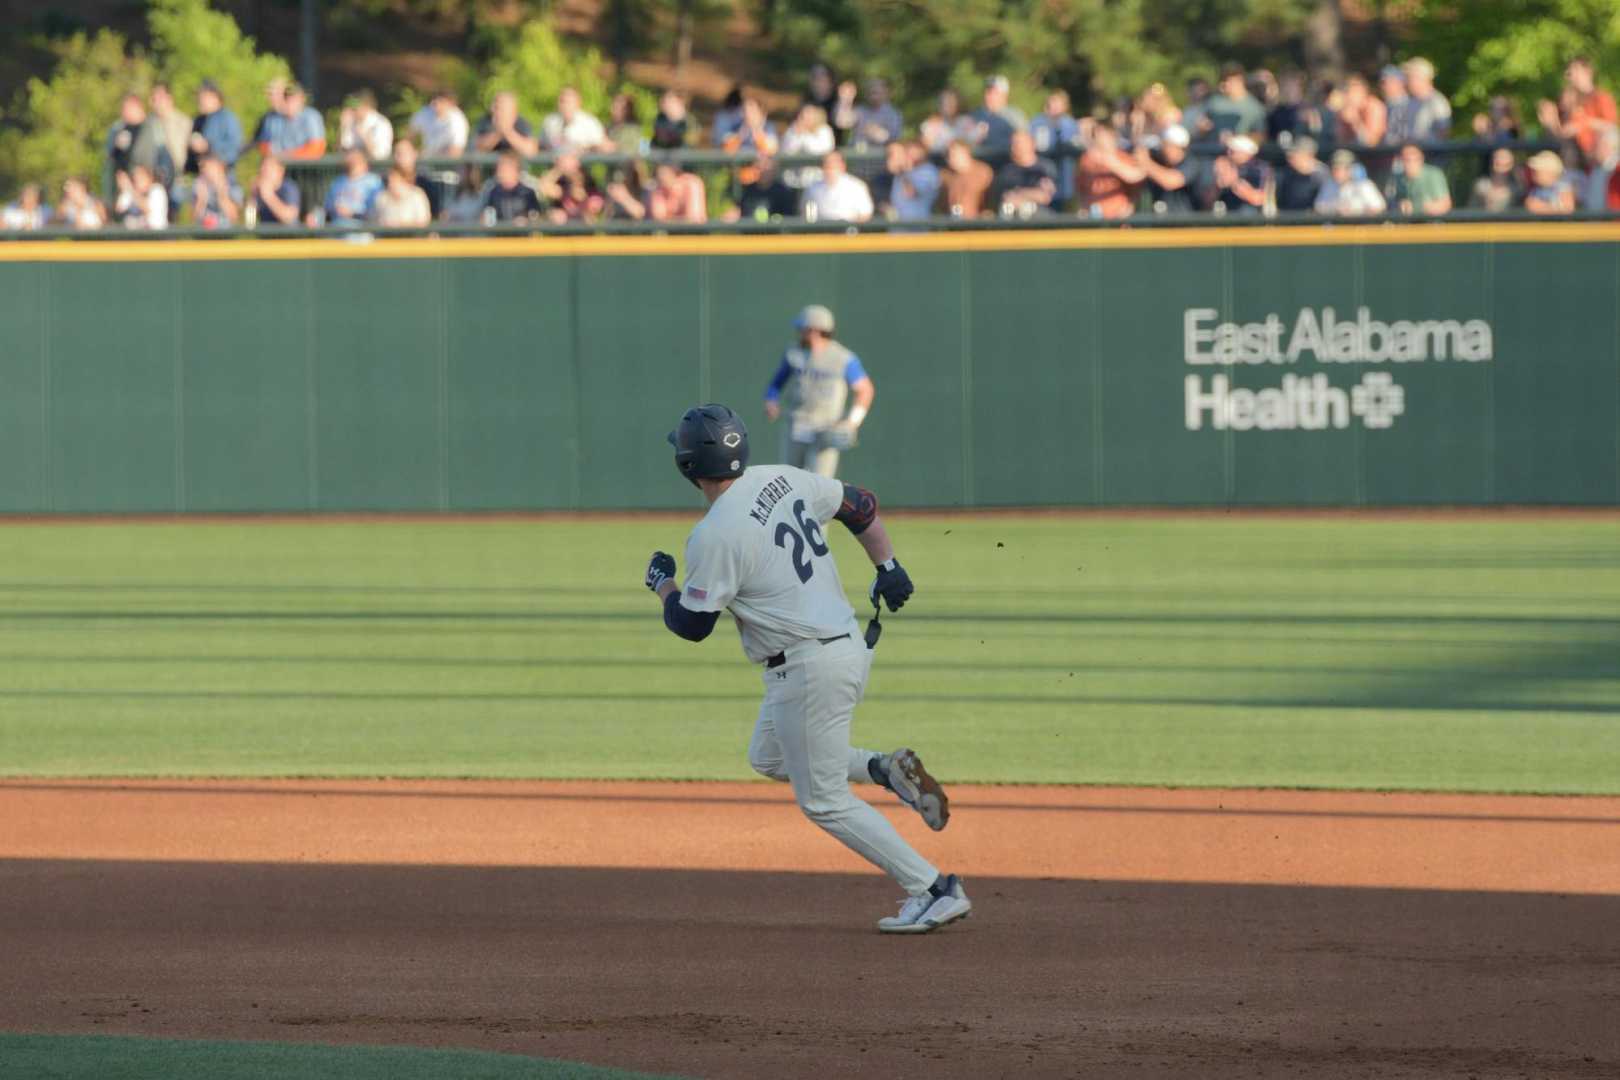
[880,748,950,831]
[877,874,972,934]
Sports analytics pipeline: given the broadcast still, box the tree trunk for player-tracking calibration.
[1302,0,1344,85]
[674,0,694,90]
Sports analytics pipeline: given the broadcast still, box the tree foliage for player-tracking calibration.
[458,18,655,129]
[1407,0,1620,117]
[0,0,289,195]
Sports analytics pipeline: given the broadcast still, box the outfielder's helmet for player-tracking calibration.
[668,404,749,485]
[793,304,836,334]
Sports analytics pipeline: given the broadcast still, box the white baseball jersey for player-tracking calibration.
[679,465,856,663]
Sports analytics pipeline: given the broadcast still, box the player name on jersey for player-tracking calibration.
[747,474,796,526]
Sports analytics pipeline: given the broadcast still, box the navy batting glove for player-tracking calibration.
[645,551,677,593]
[869,559,913,612]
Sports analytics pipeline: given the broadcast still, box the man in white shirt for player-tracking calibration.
[803,150,873,222]
[340,89,394,160]
[542,86,607,152]
[645,404,972,934]
[408,91,469,158]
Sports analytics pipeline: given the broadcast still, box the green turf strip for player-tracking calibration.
[0,1034,683,1080]
[0,514,1616,792]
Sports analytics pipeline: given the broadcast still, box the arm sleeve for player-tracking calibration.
[663,591,720,641]
[679,530,740,613]
[843,355,868,384]
[833,483,878,535]
[764,355,793,401]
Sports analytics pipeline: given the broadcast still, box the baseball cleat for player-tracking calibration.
[882,748,950,830]
[877,875,972,934]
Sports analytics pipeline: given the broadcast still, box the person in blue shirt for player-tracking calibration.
[1028,89,1080,204]
[185,81,243,176]
[881,140,941,220]
[763,305,876,478]
[314,147,382,226]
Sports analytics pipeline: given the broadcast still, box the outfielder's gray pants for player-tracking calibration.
[784,435,840,478]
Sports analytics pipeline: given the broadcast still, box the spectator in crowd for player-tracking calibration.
[113,163,167,228]
[1203,62,1266,140]
[729,154,798,221]
[1468,147,1524,212]
[1275,135,1325,212]
[920,89,975,153]
[148,83,191,184]
[648,161,708,223]
[537,152,605,223]
[781,104,835,190]
[1268,70,1330,147]
[604,159,650,220]
[371,167,433,227]
[941,139,994,216]
[268,83,327,159]
[1582,126,1620,210]
[880,139,941,221]
[484,152,544,222]
[1314,148,1386,216]
[805,63,837,119]
[1136,124,1201,213]
[852,78,903,149]
[1390,57,1451,143]
[185,81,243,178]
[1180,76,1213,137]
[445,167,487,222]
[710,85,746,147]
[1128,82,1182,142]
[1336,73,1387,146]
[314,146,382,227]
[1524,150,1576,214]
[409,91,470,158]
[1471,95,1523,144]
[1029,90,1080,203]
[340,89,393,160]
[55,178,106,229]
[2,184,50,230]
[1378,65,1409,143]
[108,92,174,191]
[802,149,873,221]
[390,137,442,219]
[190,154,242,228]
[652,89,690,149]
[1250,67,1281,113]
[992,130,1057,216]
[971,74,1027,154]
[1388,142,1452,215]
[251,155,301,226]
[1538,57,1617,161]
[606,92,645,154]
[830,79,859,146]
[1076,123,1145,219]
[1206,135,1268,215]
[721,95,779,155]
[476,90,542,157]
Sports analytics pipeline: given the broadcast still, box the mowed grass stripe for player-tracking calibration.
[0,515,1616,792]
[0,1034,684,1080]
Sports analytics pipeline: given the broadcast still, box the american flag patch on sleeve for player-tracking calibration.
[686,586,708,601]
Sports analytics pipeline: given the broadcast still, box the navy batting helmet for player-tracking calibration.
[668,404,749,485]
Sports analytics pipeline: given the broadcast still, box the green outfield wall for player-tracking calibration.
[1,226,1616,511]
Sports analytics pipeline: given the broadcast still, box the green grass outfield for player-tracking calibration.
[0,1034,682,1080]
[0,512,1616,793]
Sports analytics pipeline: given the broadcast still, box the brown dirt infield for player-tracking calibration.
[3,780,1619,1078]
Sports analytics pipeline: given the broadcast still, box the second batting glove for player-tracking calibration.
[645,551,677,593]
[869,558,914,612]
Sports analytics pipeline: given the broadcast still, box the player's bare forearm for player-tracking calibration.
[656,578,680,602]
[855,515,896,565]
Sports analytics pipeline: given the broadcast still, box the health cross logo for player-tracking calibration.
[1351,373,1405,429]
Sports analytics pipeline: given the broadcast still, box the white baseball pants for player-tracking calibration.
[747,629,939,896]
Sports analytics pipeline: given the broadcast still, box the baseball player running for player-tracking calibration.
[645,403,971,934]
[763,305,874,478]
